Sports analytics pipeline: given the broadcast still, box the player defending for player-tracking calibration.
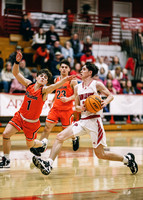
[33,62,138,176]
[0,52,74,168]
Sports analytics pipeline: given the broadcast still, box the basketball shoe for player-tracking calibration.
[125,153,138,174]
[72,136,80,151]
[32,156,52,175]
[30,138,48,156]
[0,156,10,168]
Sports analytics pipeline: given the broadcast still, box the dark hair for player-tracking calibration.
[60,59,70,68]
[38,69,52,81]
[85,62,98,77]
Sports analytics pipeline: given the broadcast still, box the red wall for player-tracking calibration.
[25,0,42,12]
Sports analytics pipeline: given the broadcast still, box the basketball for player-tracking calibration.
[85,95,102,113]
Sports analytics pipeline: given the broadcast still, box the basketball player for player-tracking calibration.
[32,59,79,154]
[32,62,138,175]
[0,52,74,168]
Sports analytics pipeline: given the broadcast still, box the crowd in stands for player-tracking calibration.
[0,13,142,122]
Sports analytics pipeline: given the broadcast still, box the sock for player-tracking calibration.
[4,154,9,160]
[47,158,53,166]
[123,156,128,164]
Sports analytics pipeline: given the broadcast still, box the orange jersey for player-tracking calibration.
[19,83,44,120]
[52,76,74,110]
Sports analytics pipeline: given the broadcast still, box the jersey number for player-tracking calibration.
[57,90,66,99]
[27,100,31,110]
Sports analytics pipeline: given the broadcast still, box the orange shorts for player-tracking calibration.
[9,111,41,141]
[46,107,74,128]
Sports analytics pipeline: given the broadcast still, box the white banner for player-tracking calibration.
[0,94,142,117]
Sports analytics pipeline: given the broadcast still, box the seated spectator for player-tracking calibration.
[49,52,61,79]
[110,66,123,81]
[19,59,31,78]
[106,79,117,94]
[135,82,143,94]
[0,51,4,72]
[80,50,95,66]
[104,71,121,93]
[70,63,82,83]
[8,46,22,65]
[61,41,74,67]
[69,33,83,62]
[46,25,60,48]
[109,56,123,70]
[32,28,46,50]
[27,68,38,83]
[10,78,26,93]
[82,35,92,53]
[1,62,14,93]
[123,80,136,94]
[95,56,108,81]
[119,79,127,94]
[49,41,63,60]
[20,14,33,41]
[33,44,50,69]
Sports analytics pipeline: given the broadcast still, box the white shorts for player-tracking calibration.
[72,117,107,148]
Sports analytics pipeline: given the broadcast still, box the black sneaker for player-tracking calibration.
[72,136,80,151]
[125,153,138,174]
[0,156,10,168]
[32,156,52,175]
[30,138,48,156]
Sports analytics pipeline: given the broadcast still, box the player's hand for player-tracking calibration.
[101,99,108,108]
[60,97,69,103]
[66,75,76,81]
[81,103,86,111]
[16,52,22,62]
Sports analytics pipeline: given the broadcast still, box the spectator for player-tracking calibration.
[109,56,123,70]
[49,41,63,61]
[8,46,22,65]
[135,82,143,94]
[106,79,117,94]
[80,50,95,66]
[27,68,38,83]
[95,56,109,81]
[33,44,50,69]
[61,41,74,67]
[104,71,121,93]
[82,35,92,53]
[133,28,143,51]
[123,80,136,94]
[0,51,4,72]
[32,28,46,50]
[119,79,127,94]
[10,78,26,94]
[70,63,82,83]
[1,62,14,93]
[69,33,82,62]
[46,25,60,48]
[111,66,123,81]
[125,57,136,80]
[20,14,33,41]
[19,59,31,78]
[49,52,61,79]
[66,9,75,35]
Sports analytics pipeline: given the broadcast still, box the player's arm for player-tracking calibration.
[42,75,75,95]
[60,79,78,102]
[12,52,32,87]
[74,85,85,112]
[96,81,114,108]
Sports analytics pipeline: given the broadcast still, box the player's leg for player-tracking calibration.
[0,123,18,168]
[40,122,56,140]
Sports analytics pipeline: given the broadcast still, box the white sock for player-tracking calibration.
[123,156,128,164]
[4,154,9,160]
[47,158,53,166]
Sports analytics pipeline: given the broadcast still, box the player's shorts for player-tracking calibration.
[9,111,41,141]
[72,115,107,148]
[46,107,74,128]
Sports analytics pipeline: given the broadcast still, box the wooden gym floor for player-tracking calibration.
[0,130,143,200]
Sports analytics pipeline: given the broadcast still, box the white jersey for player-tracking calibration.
[77,80,102,118]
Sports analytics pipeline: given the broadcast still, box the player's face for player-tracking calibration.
[36,73,48,85]
[80,65,92,79]
[59,64,70,75]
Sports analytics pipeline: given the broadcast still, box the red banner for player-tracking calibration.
[120,17,143,30]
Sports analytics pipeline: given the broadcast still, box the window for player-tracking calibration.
[2,0,25,15]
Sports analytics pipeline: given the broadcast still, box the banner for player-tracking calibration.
[0,94,142,117]
[120,17,143,30]
[28,12,67,32]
